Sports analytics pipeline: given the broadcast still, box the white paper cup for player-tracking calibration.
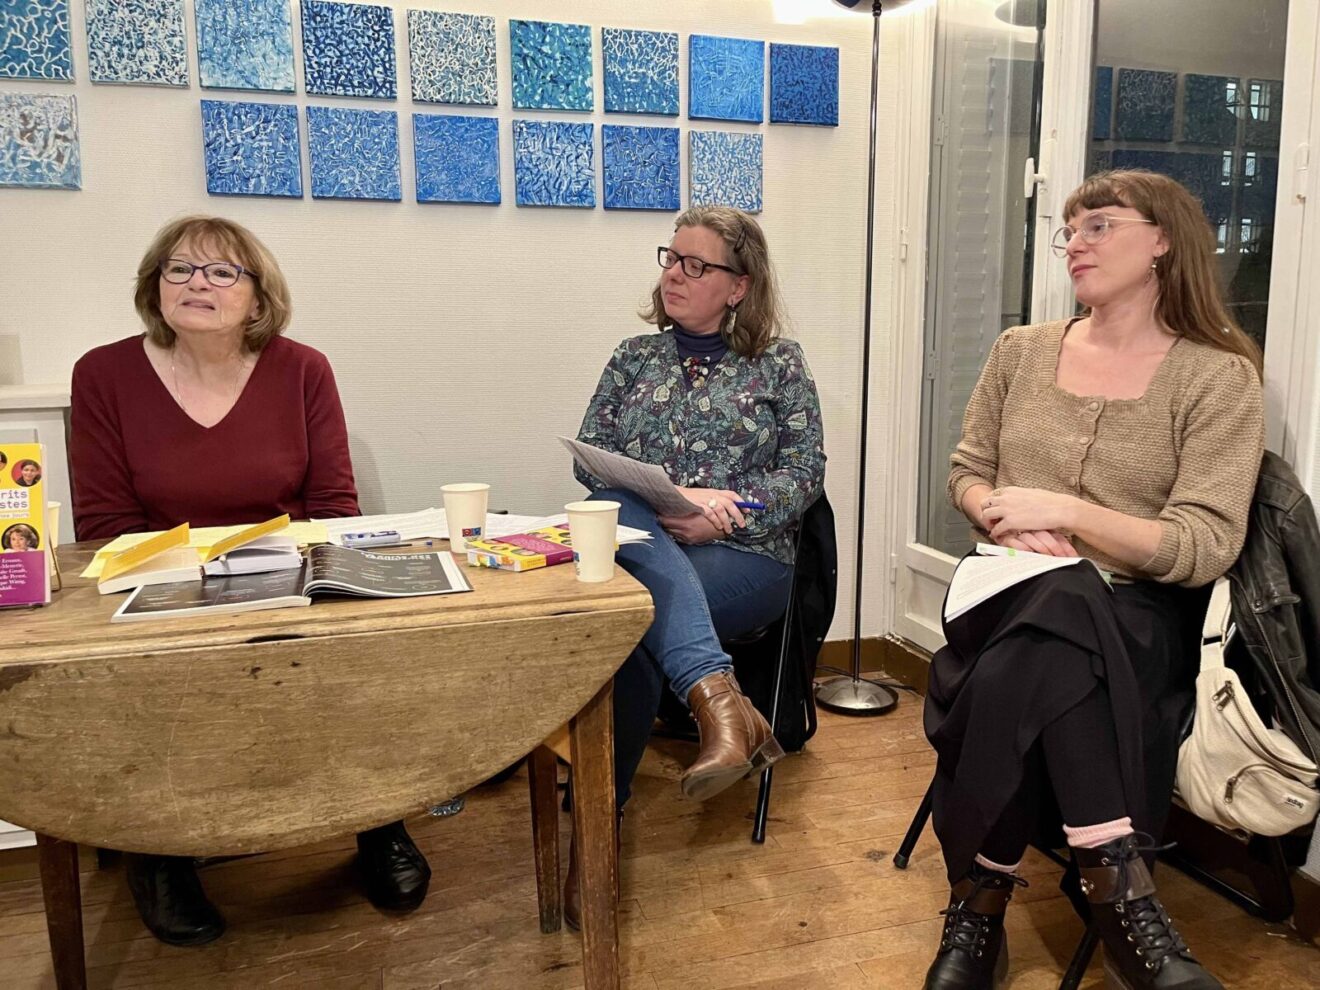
[46,501,61,550]
[565,500,620,583]
[442,483,490,554]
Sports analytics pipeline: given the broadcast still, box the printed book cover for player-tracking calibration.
[0,443,49,608]
[466,526,576,572]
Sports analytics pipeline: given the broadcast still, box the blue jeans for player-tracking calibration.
[590,489,794,806]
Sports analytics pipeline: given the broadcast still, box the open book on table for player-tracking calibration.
[943,544,1110,623]
[112,545,471,622]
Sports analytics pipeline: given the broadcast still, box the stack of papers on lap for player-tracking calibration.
[559,437,700,517]
[943,544,1106,622]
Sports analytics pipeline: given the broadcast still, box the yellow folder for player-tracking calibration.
[97,523,190,585]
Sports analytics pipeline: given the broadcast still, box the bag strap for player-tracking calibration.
[1199,578,1235,673]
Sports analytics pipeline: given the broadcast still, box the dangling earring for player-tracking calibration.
[1145,259,1159,285]
[726,305,738,334]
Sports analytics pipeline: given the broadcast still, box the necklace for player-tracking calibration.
[170,347,247,417]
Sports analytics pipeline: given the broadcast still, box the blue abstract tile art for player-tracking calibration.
[689,35,763,124]
[413,112,500,204]
[1092,66,1112,140]
[510,19,592,112]
[512,119,594,208]
[407,10,496,105]
[769,43,838,126]
[689,130,761,213]
[1,1,73,80]
[1244,79,1283,149]
[602,124,679,211]
[200,99,302,198]
[85,0,188,87]
[307,106,400,201]
[602,27,678,116]
[1114,68,1175,142]
[301,0,396,99]
[1182,74,1238,145]
[195,0,294,93]
[1088,149,1112,178]
[0,92,79,187]
[1111,149,1228,221]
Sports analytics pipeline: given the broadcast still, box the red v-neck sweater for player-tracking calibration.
[71,335,360,540]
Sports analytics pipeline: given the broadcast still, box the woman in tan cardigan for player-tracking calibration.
[922,171,1263,990]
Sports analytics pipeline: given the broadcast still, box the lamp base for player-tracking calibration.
[815,675,898,716]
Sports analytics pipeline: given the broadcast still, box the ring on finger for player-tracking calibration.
[707,497,718,509]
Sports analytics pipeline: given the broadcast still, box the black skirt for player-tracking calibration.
[923,564,1211,883]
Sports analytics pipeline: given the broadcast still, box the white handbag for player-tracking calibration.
[1175,581,1320,836]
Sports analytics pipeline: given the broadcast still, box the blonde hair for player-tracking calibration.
[641,206,784,357]
[134,215,292,351]
[1064,170,1262,377]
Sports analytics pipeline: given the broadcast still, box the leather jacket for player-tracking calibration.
[1226,451,1320,762]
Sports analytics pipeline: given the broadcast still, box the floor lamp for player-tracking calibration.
[816,0,908,716]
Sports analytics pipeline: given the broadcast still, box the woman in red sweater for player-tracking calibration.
[70,216,431,946]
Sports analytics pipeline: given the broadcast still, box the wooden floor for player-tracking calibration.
[2,700,1317,989]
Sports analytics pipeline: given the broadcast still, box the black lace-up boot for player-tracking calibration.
[1074,834,1223,989]
[923,863,1027,990]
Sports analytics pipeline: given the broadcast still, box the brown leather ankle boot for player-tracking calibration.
[1074,834,1223,990]
[563,812,622,933]
[680,671,785,801]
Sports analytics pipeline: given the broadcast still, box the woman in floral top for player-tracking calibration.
[563,206,825,928]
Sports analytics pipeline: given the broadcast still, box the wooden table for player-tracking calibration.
[0,543,653,989]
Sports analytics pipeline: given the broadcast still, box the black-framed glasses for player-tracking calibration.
[1050,214,1156,257]
[160,258,255,288]
[657,246,742,279]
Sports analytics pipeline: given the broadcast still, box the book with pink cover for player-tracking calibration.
[465,527,576,572]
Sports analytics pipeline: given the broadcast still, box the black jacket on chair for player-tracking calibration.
[1226,450,1320,763]
[729,492,839,753]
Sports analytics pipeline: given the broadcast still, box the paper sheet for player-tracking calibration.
[316,508,650,545]
[943,545,1095,622]
[559,437,699,517]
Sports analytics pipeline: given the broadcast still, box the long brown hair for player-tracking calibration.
[641,206,784,358]
[1063,169,1262,377]
[134,215,292,352]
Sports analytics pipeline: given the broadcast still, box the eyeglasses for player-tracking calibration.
[1050,214,1156,257]
[160,258,254,288]
[657,246,742,279]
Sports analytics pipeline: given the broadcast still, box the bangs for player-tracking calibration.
[1063,173,1136,220]
[167,221,260,276]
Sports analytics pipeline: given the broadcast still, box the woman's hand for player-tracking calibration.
[980,487,1081,542]
[675,485,747,536]
[658,512,723,545]
[995,530,1078,557]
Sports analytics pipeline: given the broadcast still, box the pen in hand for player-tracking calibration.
[734,501,766,510]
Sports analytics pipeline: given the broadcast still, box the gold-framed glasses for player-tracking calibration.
[1050,214,1156,257]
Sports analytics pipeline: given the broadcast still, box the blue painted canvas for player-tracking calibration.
[1182,74,1238,145]
[602,124,678,211]
[195,0,294,93]
[0,92,79,187]
[513,119,594,208]
[769,43,838,126]
[413,113,499,204]
[689,35,763,124]
[1111,149,1228,221]
[689,130,761,213]
[1244,79,1283,149]
[602,28,678,116]
[306,106,400,201]
[1092,66,1112,140]
[85,0,188,87]
[1088,149,1112,178]
[407,10,496,105]
[301,0,396,99]
[1,1,73,80]
[510,20,592,112]
[1114,68,1175,141]
[200,99,302,197]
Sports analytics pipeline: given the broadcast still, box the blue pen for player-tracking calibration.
[734,501,766,510]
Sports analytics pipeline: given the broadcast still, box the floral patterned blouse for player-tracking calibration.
[575,330,826,565]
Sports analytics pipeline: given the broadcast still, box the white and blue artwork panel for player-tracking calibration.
[602,28,678,116]
[85,0,188,87]
[0,92,80,187]
[195,0,295,93]
[413,112,500,204]
[769,43,838,126]
[688,35,763,124]
[1114,68,1175,142]
[200,99,302,197]
[1,1,73,81]
[307,105,401,201]
[509,20,592,112]
[300,0,396,100]
[689,130,761,213]
[512,119,594,208]
[407,10,497,106]
[602,124,679,211]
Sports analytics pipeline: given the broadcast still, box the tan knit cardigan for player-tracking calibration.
[948,319,1264,587]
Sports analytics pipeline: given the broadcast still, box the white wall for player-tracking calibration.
[0,0,907,641]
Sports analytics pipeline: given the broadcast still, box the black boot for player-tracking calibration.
[357,821,431,911]
[1075,834,1223,989]
[124,853,225,947]
[924,863,1026,989]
